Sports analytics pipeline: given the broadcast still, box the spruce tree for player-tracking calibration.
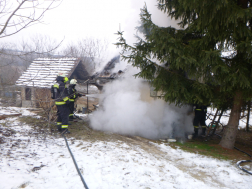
[116,0,252,149]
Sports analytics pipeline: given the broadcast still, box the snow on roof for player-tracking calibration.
[15,57,80,88]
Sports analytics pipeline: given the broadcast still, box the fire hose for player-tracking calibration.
[236,160,252,175]
[215,133,252,175]
[61,130,89,189]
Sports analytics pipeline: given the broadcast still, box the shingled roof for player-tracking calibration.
[16,57,81,88]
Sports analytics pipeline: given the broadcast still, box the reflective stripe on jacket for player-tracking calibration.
[55,101,66,105]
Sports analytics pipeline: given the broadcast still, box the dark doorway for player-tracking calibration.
[25,88,31,100]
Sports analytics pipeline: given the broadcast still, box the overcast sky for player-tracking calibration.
[2,0,179,57]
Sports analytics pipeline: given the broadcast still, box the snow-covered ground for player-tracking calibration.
[0,106,251,189]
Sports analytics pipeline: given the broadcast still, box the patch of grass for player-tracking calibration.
[168,134,252,162]
[17,114,114,142]
[177,141,214,150]
[68,119,115,142]
[18,115,55,134]
[173,140,229,160]
[18,116,45,126]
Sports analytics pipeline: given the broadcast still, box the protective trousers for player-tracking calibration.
[193,110,207,136]
[69,101,75,121]
[56,104,69,131]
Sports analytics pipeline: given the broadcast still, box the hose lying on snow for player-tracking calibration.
[234,146,252,175]
[236,160,252,175]
[215,133,252,175]
[62,130,89,189]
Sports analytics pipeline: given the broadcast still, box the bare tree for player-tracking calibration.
[0,0,61,39]
[0,65,22,85]
[18,34,63,68]
[0,0,62,86]
[21,34,62,54]
[61,37,109,74]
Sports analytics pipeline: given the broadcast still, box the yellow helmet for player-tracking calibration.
[64,77,69,83]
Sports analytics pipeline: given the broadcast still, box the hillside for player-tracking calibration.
[0,104,251,189]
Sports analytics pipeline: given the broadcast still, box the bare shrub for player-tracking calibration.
[34,88,56,120]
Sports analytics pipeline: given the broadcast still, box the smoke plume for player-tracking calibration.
[90,67,193,140]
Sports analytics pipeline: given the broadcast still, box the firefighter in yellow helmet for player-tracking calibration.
[54,72,70,133]
[68,79,84,121]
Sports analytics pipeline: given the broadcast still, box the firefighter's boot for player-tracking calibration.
[61,125,70,134]
[202,127,206,136]
[193,127,198,139]
[56,122,62,132]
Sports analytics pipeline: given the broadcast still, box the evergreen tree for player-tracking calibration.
[116,0,252,149]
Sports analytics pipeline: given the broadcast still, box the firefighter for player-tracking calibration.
[54,72,70,133]
[68,79,84,121]
[193,104,208,138]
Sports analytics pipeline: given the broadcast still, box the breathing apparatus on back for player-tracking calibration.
[51,72,68,99]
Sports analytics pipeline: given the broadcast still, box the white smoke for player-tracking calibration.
[90,67,194,140]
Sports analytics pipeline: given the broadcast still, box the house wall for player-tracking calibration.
[21,87,35,108]
[21,87,53,108]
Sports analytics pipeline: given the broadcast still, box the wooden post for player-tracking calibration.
[211,109,224,136]
[87,81,89,113]
[206,109,218,136]
[246,101,251,132]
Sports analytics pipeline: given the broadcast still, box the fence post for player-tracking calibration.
[246,101,251,132]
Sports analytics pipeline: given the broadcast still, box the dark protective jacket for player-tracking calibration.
[54,76,69,105]
[193,104,207,113]
[68,84,77,101]
[68,84,82,101]
[193,104,208,127]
